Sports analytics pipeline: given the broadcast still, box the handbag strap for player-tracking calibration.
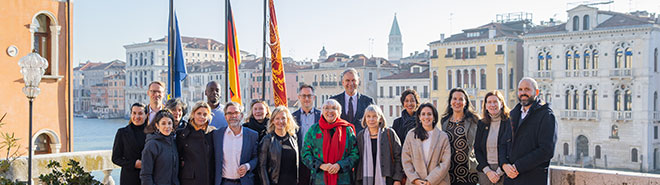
[386,129,394,164]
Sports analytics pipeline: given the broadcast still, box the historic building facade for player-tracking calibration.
[523,5,660,172]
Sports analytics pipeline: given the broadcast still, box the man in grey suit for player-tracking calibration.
[330,68,374,133]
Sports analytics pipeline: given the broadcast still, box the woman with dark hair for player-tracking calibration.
[441,88,480,185]
[140,110,180,185]
[356,105,403,185]
[176,101,216,185]
[166,98,188,129]
[474,91,510,185]
[112,103,148,185]
[258,106,300,185]
[244,100,271,141]
[401,103,451,185]
[392,89,420,145]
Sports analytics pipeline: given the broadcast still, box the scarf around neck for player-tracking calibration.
[362,128,386,185]
[318,116,355,185]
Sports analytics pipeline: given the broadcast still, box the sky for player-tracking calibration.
[73,0,659,67]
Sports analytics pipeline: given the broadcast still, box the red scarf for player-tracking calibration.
[318,116,355,185]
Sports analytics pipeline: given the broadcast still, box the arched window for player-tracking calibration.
[566,51,573,70]
[655,91,658,111]
[497,68,503,89]
[573,16,580,31]
[632,148,639,162]
[573,90,579,110]
[470,69,476,88]
[563,143,569,155]
[574,50,580,70]
[592,90,598,110]
[583,15,590,30]
[584,90,591,110]
[456,70,462,88]
[463,69,469,88]
[595,145,601,159]
[625,90,632,111]
[614,90,622,111]
[446,70,451,90]
[34,134,52,154]
[655,48,658,72]
[584,50,591,69]
[565,90,571,109]
[546,52,553,70]
[433,71,438,90]
[593,50,599,69]
[480,69,486,90]
[625,48,633,68]
[33,14,54,75]
[615,48,623,68]
[538,52,544,70]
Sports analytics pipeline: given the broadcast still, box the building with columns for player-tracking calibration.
[376,63,430,124]
[523,5,660,172]
[429,15,527,112]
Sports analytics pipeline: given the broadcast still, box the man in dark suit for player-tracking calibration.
[213,102,259,185]
[292,84,321,185]
[330,68,374,133]
[499,77,557,185]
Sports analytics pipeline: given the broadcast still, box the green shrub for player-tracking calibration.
[38,160,102,185]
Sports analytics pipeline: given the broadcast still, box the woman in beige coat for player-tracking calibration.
[401,103,451,185]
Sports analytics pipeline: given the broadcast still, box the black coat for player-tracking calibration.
[258,133,299,185]
[243,117,270,142]
[474,118,509,172]
[140,133,180,185]
[499,99,557,185]
[330,92,374,133]
[175,124,215,185]
[112,123,147,185]
[391,110,416,146]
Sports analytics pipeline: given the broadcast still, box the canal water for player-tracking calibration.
[74,117,127,183]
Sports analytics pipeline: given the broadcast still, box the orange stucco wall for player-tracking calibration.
[0,0,73,155]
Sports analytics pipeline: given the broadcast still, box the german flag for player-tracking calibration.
[226,0,242,105]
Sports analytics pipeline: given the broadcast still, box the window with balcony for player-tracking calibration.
[479,46,486,55]
[480,69,486,90]
[615,48,623,68]
[497,69,502,89]
[538,52,545,70]
[583,15,590,30]
[573,16,579,31]
[614,90,622,111]
[573,50,580,70]
[625,48,633,69]
[593,50,599,69]
[470,69,476,89]
[584,50,591,69]
[457,70,462,88]
[625,90,632,111]
[566,51,572,70]
[565,90,571,110]
[433,71,438,90]
[495,45,503,54]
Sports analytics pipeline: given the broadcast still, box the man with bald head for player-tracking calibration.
[206,81,228,128]
[498,77,557,185]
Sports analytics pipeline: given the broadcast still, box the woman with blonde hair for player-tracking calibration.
[258,106,300,185]
[356,105,403,185]
[474,91,510,185]
[175,101,216,185]
[244,100,272,141]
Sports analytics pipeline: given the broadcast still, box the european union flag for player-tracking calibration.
[168,12,186,98]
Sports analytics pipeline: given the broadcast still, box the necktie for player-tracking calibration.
[348,96,354,122]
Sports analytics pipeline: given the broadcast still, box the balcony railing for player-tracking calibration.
[560,110,599,120]
[534,71,553,79]
[610,69,632,78]
[464,88,477,96]
[319,81,338,87]
[564,70,581,77]
[612,111,632,121]
[582,69,598,77]
[654,111,660,121]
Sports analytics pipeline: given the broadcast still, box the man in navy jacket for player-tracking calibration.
[330,68,374,133]
[213,102,259,185]
[499,77,557,185]
[293,84,321,185]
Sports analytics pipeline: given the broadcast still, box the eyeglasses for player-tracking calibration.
[299,94,315,99]
[226,112,242,116]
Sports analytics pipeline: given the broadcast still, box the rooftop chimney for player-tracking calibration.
[440,33,445,42]
[488,26,496,39]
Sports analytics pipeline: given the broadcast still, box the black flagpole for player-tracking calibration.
[225,0,229,103]
[169,0,175,99]
[261,0,267,101]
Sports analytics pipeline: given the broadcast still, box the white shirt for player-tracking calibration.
[520,106,529,120]
[422,129,435,164]
[147,104,162,124]
[344,93,358,116]
[222,126,249,179]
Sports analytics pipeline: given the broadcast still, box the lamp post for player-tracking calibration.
[18,52,49,185]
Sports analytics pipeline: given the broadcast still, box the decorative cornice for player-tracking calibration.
[523,26,654,40]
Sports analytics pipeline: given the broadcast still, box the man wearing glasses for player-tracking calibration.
[213,102,259,185]
[146,81,166,123]
[293,84,321,185]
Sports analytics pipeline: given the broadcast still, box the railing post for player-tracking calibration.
[102,169,115,185]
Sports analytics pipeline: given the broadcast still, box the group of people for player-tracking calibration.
[111,68,557,185]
